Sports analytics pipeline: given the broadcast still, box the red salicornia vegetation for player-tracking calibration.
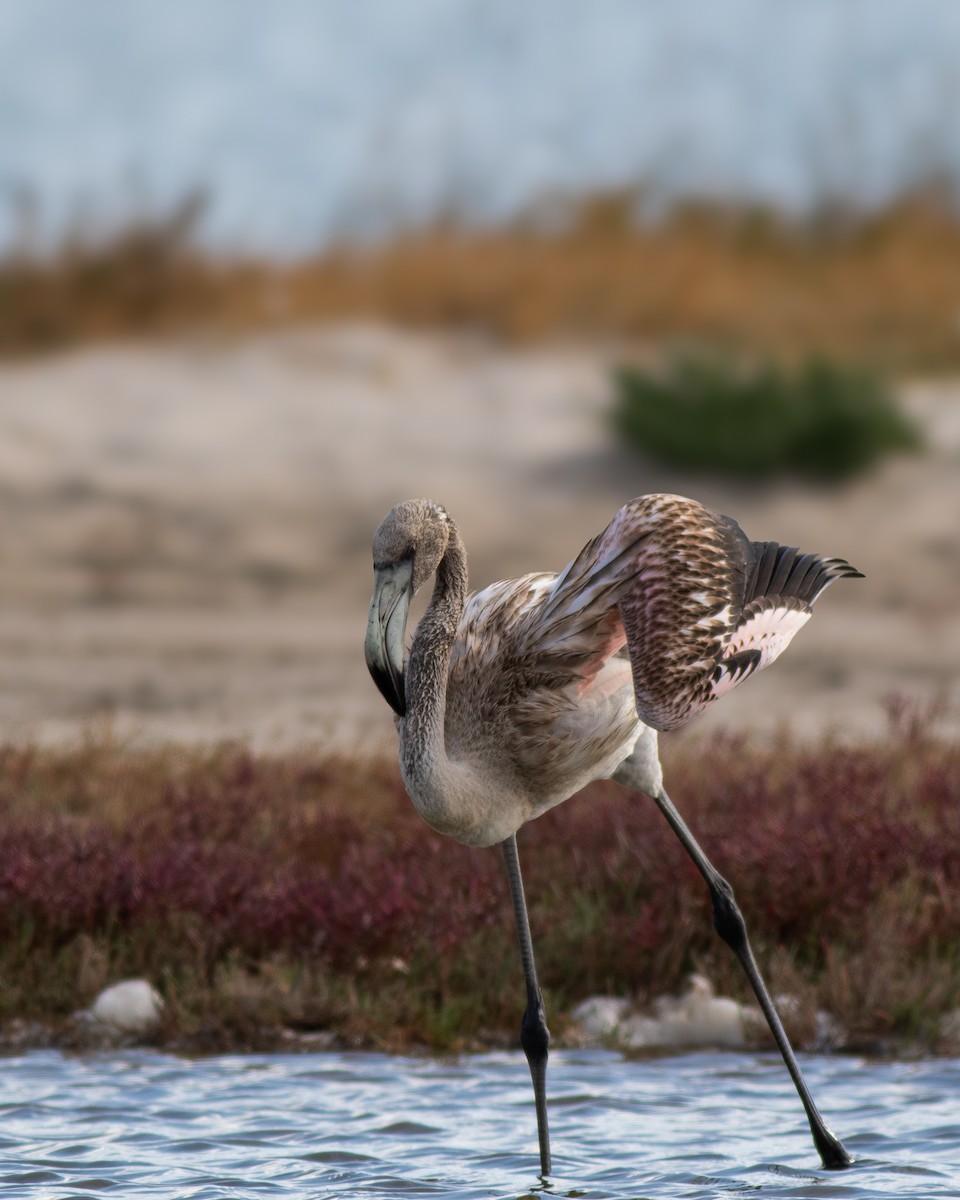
[0,716,957,1051]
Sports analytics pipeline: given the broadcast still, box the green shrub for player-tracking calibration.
[612,352,921,480]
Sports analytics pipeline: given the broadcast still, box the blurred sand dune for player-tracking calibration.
[0,324,957,751]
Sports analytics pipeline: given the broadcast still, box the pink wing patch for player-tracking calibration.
[709,600,812,701]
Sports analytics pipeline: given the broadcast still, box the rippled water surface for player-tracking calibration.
[0,1049,958,1199]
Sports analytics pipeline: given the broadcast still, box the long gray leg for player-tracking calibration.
[652,785,852,1170]
[502,833,551,1176]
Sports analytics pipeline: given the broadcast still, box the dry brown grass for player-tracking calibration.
[5,188,960,368]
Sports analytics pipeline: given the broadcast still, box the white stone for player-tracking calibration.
[811,1009,846,1052]
[619,974,753,1050]
[91,980,164,1034]
[940,1009,960,1045]
[617,1014,664,1048]
[571,996,633,1037]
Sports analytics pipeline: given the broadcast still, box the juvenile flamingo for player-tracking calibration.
[364,493,860,1174]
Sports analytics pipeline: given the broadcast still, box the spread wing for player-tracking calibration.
[613,497,862,729]
[454,495,739,716]
[708,541,862,704]
[448,493,860,739]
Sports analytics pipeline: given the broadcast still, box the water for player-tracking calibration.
[0,1049,957,1199]
[3,1,960,251]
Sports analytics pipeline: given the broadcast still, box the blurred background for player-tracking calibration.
[1,0,958,750]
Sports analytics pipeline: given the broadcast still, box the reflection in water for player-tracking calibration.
[0,1049,957,1198]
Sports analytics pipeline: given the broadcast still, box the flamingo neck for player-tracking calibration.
[399,525,468,803]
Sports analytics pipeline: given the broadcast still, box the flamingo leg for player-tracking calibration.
[651,786,852,1170]
[502,834,552,1176]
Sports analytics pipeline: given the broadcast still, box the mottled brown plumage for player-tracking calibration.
[367,493,859,846]
[364,492,859,1174]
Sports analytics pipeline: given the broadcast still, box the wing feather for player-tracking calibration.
[614,495,749,729]
[614,498,862,729]
[697,543,862,715]
[447,494,861,746]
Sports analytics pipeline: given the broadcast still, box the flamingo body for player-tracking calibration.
[372,493,858,847]
[364,491,860,1173]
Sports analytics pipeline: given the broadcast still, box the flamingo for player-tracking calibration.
[364,493,860,1175]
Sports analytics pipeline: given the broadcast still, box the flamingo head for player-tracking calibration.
[364,499,451,716]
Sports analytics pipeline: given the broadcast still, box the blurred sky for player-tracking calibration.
[3,0,960,253]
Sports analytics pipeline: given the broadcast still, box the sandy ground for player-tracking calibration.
[0,324,957,753]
